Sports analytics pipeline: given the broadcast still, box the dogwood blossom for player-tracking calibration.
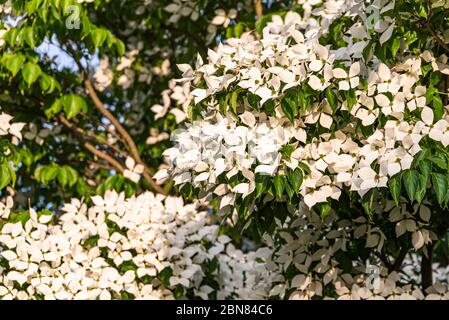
[161,3,449,211]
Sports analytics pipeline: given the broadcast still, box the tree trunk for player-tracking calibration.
[421,244,434,291]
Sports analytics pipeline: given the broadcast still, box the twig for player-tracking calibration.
[254,0,263,18]
[391,247,408,271]
[58,115,125,173]
[423,0,449,53]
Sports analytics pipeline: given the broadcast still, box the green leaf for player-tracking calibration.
[325,87,338,113]
[39,74,59,93]
[22,26,36,48]
[25,0,38,14]
[282,89,299,122]
[344,90,356,110]
[64,165,78,187]
[230,90,239,114]
[61,95,88,119]
[388,174,402,206]
[286,169,303,194]
[43,165,59,184]
[433,94,444,121]
[45,99,63,119]
[233,22,244,38]
[37,2,48,22]
[255,14,271,34]
[281,99,294,122]
[115,39,126,56]
[273,175,285,200]
[0,164,12,189]
[391,36,401,57]
[5,54,26,77]
[4,28,20,47]
[420,160,431,180]
[403,170,419,202]
[361,190,374,218]
[255,174,269,199]
[431,173,448,206]
[34,166,45,182]
[317,202,331,220]
[57,166,68,187]
[415,174,427,204]
[91,28,108,47]
[22,62,42,86]
[429,154,447,170]
[280,144,294,160]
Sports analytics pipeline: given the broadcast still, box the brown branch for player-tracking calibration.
[423,1,449,54]
[377,246,408,273]
[391,247,408,271]
[74,119,128,157]
[58,115,125,173]
[426,24,449,53]
[376,250,392,270]
[64,43,165,195]
[421,243,434,290]
[86,160,115,172]
[254,0,263,18]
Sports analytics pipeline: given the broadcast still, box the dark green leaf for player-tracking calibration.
[403,170,419,202]
[431,173,448,206]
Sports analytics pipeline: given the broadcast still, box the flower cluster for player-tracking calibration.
[0,191,222,299]
[2,190,449,300]
[157,111,303,206]
[0,191,289,300]
[164,0,199,24]
[160,2,449,210]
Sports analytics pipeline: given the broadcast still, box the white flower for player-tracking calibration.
[123,157,144,183]
[211,9,237,28]
[0,112,26,140]
[332,62,360,91]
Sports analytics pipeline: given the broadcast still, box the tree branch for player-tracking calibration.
[254,0,263,18]
[421,243,434,291]
[58,115,125,173]
[391,247,408,271]
[423,0,449,54]
[64,42,165,195]
[376,250,393,270]
[426,24,449,53]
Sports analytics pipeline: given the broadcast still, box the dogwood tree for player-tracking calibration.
[1,0,449,300]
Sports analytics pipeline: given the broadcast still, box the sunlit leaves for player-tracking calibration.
[61,94,88,119]
[34,164,78,187]
[2,53,26,77]
[0,163,16,190]
[22,62,42,86]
